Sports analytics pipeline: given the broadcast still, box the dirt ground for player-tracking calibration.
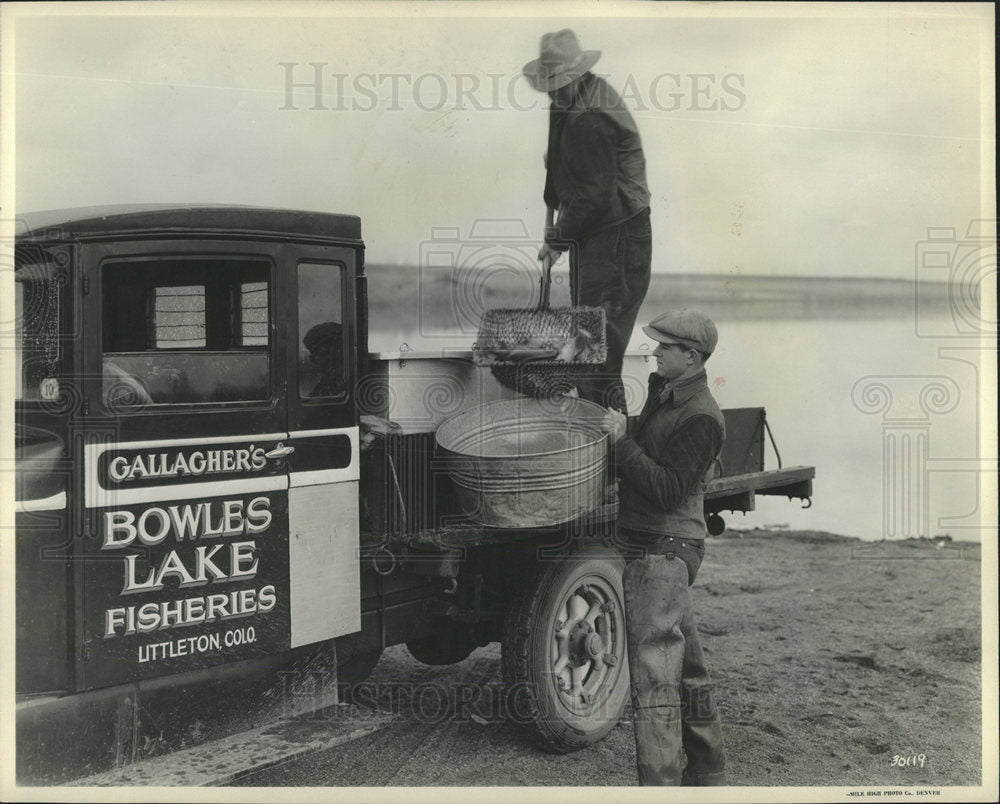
[232,529,986,790]
[688,530,983,788]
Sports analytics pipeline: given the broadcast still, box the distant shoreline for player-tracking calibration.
[366,264,953,322]
[370,265,944,287]
[717,529,982,546]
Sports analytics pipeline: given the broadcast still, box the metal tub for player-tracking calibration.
[435,398,609,528]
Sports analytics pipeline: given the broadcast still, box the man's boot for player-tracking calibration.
[622,554,691,785]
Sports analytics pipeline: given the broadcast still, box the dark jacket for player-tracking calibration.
[613,370,725,539]
[544,72,650,248]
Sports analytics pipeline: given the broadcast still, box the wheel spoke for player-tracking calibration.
[555,665,571,692]
[584,597,603,627]
[553,651,569,674]
[567,592,589,624]
[582,667,605,698]
[553,621,570,674]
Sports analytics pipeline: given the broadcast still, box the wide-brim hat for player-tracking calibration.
[523,29,601,92]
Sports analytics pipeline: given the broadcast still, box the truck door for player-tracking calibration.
[78,243,293,690]
[284,254,361,648]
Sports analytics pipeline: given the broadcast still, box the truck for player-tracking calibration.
[12,205,815,783]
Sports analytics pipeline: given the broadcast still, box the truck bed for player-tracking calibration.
[362,463,816,552]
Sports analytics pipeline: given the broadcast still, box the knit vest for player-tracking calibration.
[618,375,726,540]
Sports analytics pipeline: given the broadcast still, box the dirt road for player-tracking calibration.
[228,531,984,789]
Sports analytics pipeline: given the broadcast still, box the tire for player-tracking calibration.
[336,648,383,702]
[502,543,630,753]
[406,629,477,666]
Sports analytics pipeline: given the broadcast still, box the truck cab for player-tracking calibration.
[15,207,381,779]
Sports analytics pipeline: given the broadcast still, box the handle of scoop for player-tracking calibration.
[538,206,555,311]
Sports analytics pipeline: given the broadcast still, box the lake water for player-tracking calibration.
[367,267,993,542]
[688,314,989,542]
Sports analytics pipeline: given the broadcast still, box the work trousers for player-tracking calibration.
[569,208,652,414]
[621,533,726,786]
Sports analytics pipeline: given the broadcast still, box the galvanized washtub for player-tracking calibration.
[435,397,609,528]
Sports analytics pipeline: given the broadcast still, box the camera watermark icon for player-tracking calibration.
[914,220,997,338]
[417,218,551,340]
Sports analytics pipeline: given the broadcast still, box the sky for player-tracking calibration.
[4,1,994,278]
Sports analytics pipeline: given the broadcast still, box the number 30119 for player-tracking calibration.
[891,754,927,768]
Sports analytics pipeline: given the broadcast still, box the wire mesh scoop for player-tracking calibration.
[473,208,608,398]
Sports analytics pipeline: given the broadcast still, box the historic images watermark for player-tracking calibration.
[277,63,746,113]
[851,220,996,548]
[279,671,715,729]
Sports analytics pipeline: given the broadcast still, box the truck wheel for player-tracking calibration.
[406,629,476,666]
[502,544,629,753]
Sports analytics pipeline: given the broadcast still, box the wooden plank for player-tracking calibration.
[705,465,814,497]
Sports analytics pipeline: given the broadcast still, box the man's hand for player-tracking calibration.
[537,243,563,263]
[359,413,402,451]
[601,407,627,443]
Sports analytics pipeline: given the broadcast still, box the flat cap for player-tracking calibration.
[642,309,718,355]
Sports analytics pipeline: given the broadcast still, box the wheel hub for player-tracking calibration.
[567,620,600,666]
[585,631,605,660]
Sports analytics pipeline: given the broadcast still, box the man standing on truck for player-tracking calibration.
[523,29,652,413]
[600,308,727,786]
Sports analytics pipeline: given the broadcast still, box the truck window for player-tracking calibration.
[101,258,272,408]
[14,259,63,403]
[298,262,345,399]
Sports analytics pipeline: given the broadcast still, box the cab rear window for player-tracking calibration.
[102,257,271,408]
